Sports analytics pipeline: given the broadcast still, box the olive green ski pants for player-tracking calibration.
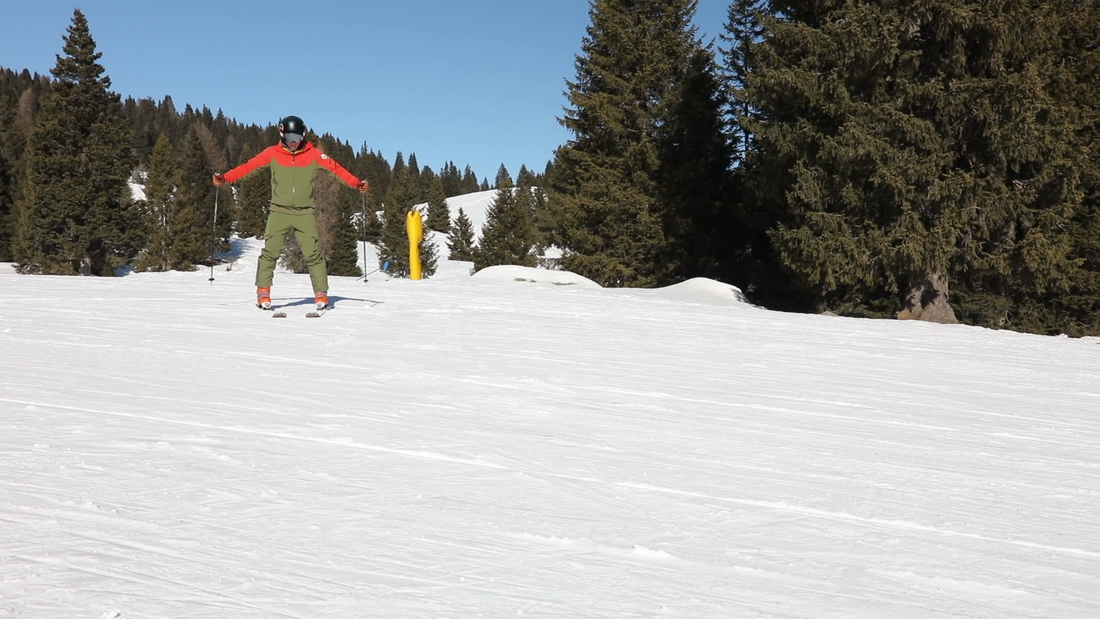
[256,210,327,293]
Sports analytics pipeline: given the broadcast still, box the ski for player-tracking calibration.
[258,303,287,318]
[257,301,329,318]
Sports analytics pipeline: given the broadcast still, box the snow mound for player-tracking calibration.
[642,277,754,307]
[470,265,601,288]
[467,268,752,307]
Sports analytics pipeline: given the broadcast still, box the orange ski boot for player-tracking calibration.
[257,286,272,310]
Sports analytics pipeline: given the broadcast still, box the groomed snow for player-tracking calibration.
[1,237,1099,619]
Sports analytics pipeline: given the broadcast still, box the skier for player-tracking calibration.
[213,115,368,310]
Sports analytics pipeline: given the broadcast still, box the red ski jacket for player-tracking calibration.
[224,141,361,214]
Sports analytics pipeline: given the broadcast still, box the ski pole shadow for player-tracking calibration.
[268,297,316,310]
[331,296,385,308]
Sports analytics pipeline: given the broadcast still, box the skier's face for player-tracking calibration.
[283,133,303,151]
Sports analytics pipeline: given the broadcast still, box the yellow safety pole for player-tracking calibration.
[406,209,423,280]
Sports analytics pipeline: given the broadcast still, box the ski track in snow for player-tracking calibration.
[1,240,1100,618]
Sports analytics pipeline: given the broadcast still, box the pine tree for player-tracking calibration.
[0,155,12,262]
[419,165,438,204]
[447,207,477,262]
[747,0,1094,329]
[0,78,39,263]
[474,167,538,271]
[407,153,422,200]
[719,0,767,162]
[154,95,179,146]
[234,142,268,238]
[134,134,177,271]
[379,165,412,276]
[358,146,392,201]
[419,217,439,277]
[425,175,451,233]
[0,94,17,262]
[379,161,439,277]
[715,0,780,306]
[391,152,407,180]
[657,45,737,283]
[494,164,512,188]
[360,197,384,244]
[126,96,158,166]
[441,161,463,196]
[1055,0,1100,335]
[327,185,363,277]
[551,0,706,287]
[168,125,215,269]
[461,165,480,194]
[534,162,563,250]
[13,9,140,275]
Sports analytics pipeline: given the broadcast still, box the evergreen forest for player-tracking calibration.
[3,2,1100,336]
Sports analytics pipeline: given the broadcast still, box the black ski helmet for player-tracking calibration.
[279,115,306,143]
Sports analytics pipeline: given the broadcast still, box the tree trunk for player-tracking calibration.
[897,272,957,324]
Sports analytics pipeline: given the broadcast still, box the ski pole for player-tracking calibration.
[358,261,389,282]
[360,192,368,284]
[209,186,220,282]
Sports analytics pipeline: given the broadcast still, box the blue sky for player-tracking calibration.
[3,1,730,182]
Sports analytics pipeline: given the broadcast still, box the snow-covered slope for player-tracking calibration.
[423,189,499,240]
[415,188,560,265]
[1,239,1098,619]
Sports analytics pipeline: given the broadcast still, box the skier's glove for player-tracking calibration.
[212,173,226,186]
[357,180,369,193]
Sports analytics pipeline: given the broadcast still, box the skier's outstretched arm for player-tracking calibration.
[213,148,275,185]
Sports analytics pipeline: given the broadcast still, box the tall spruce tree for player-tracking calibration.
[134,134,177,271]
[0,94,16,262]
[419,165,437,203]
[379,161,437,277]
[474,165,538,271]
[360,198,384,244]
[719,0,767,162]
[461,166,480,194]
[717,0,780,305]
[657,45,737,282]
[516,164,553,256]
[551,0,708,287]
[746,0,1095,330]
[924,1,1089,330]
[379,161,418,276]
[533,162,563,250]
[168,125,215,269]
[1056,0,1100,335]
[13,9,139,275]
[441,161,463,197]
[447,207,477,262]
[425,175,451,232]
[407,153,422,200]
[419,218,439,277]
[322,136,365,277]
[327,185,363,277]
[358,146,392,201]
[2,78,42,263]
[0,150,13,262]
